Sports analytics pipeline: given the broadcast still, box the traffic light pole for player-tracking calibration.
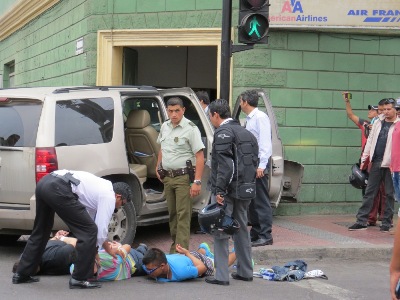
[220,0,254,102]
[220,0,232,102]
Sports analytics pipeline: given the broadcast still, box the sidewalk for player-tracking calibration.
[134,214,395,262]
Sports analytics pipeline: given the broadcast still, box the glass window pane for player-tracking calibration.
[55,97,114,146]
[0,102,42,147]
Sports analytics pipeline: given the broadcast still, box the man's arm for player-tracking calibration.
[51,230,77,247]
[176,244,207,276]
[342,92,360,125]
[156,150,163,182]
[190,150,204,198]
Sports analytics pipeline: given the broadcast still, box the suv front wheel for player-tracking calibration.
[108,201,137,245]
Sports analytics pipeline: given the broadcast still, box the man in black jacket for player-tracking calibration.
[205,99,258,286]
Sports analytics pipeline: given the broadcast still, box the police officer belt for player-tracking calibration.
[163,168,189,178]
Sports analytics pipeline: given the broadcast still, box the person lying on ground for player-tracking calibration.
[142,243,236,282]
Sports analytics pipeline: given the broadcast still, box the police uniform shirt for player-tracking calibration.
[53,170,115,248]
[245,108,272,169]
[157,116,204,170]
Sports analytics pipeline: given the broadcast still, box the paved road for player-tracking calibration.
[2,238,390,300]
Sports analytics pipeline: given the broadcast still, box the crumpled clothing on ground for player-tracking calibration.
[271,260,307,282]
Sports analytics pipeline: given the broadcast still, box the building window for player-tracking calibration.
[3,61,15,88]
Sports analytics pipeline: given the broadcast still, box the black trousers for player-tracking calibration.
[16,174,98,280]
[248,175,273,241]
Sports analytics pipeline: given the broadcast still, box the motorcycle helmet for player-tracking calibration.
[198,203,240,235]
[349,164,368,189]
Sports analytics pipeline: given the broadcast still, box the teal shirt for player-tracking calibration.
[157,116,204,170]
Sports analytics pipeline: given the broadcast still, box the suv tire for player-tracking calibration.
[108,201,137,245]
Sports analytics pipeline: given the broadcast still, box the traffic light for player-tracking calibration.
[238,0,270,44]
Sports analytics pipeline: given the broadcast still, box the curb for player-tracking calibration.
[252,245,393,262]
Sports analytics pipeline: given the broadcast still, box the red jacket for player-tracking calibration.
[391,121,400,172]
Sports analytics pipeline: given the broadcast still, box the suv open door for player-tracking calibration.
[232,89,303,208]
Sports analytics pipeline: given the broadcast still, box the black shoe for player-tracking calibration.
[348,223,367,231]
[205,277,229,286]
[251,236,258,242]
[380,225,390,232]
[367,222,376,226]
[69,278,102,289]
[12,273,40,284]
[251,238,273,247]
[231,272,253,281]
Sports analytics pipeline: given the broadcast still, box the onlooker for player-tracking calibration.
[12,170,131,289]
[391,113,400,207]
[195,90,210,115]
[156,97,205,253]
[240,90,273,247]
[142,244,237,282]
[341,92,384,226]
[205,99,258,286]
[342,91,378,150]
[349,99,398,232]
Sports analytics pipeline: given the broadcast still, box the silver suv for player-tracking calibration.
[0,86,303,244]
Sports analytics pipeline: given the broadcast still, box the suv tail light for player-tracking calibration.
[35,147,58,183]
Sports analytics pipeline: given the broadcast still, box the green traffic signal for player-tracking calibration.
[238,0,269,44]
[241,14,269,41]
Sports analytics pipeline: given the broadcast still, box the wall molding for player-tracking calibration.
[0,0,59,41]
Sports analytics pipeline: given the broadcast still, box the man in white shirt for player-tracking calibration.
[12,170,131,289]
[240,90,274,247]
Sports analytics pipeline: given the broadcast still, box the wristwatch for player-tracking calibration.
[193,180,202,185]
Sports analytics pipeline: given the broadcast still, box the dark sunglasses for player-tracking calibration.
[143,264,161,275]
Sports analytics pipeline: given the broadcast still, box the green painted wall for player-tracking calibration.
[231,32,400,214]
[1,0,399,215]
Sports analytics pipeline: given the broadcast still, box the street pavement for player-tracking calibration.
[134,214,395,263]
[4,214,394,299]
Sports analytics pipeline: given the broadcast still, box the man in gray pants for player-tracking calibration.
[205,99,258,285]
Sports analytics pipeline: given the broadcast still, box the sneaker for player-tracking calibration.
[380,225,390,232]
[367,222,376,226]
[348,223,367,231]
[199,242,214,259]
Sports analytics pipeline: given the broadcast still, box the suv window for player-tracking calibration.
[0,102,42,147]
[124,98,162,132]
[55,98,114,146]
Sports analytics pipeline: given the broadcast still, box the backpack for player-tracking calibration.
[229,123,259,200]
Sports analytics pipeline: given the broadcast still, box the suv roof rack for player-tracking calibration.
[52,85,157,94]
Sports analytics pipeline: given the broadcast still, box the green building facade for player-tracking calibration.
[1,0,399,215]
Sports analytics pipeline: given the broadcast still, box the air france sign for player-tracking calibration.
[269,0,399,28]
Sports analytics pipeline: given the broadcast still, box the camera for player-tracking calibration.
[345,92,352,100]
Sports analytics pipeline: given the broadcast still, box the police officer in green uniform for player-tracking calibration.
[156,97,205,253]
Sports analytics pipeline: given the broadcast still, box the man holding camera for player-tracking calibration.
[156,97,204,253]
[348,98,398,232]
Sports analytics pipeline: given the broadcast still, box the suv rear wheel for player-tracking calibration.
[108,202,137,245]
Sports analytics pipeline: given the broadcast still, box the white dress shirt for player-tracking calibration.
[53,170,115,247]
[245,108,272,169]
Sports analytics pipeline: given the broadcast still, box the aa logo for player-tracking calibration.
[281,0,304,14]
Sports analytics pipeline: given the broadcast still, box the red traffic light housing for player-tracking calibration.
[238,0,270,44]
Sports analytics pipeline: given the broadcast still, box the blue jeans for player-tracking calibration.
[393,172,400,203]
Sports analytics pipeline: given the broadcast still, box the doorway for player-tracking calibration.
[123,46,217,100]
[97,28,222,99]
